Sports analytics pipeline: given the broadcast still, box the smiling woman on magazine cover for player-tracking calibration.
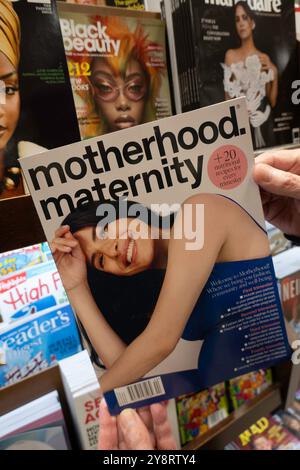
[88,18,164,135]
[0,0,23,199]
[51,192,270,394]
[0,0,49,200]
[223,1,278,149]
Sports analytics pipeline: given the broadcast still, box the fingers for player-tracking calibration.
[98,399,119,451]
[258,53,270,66]
[98,402,177,451]
[52,237,78,251]
[150,403,178,450]
[51,226,78,254]
[70,234,87,261]
[118,408,154,450]
[253,162,300,199]
[137,406,155,448]
[259,187,273,206]
[65,230,78,242]
[255,150,300,173]
[54,225,70,238]
[117,425,128,451]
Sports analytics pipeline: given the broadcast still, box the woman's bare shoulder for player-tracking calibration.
[183,193,237,210]
[182,194,255,227]
[224,48,240,65]
[255,48,269,57]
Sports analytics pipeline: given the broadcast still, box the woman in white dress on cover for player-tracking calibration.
[223,1,278,149]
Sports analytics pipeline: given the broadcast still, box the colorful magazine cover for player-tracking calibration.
[274,409,300,441]
[0,0,80,201]
[280,271,300,336]
[0,260,69,327]
[167,0,300,150]
[62,0,145,10]
[58,2,172,139]
[296,1,300,47]
[225,415,300,450]
[266,222,291,257]
[105,0,145,8]
[291,389,300,416]
[228,368,273,410]
[0,303,82,387]
[176,382,229,446]
[273,247,300,338]
[0,244,47,278]
[20,96,291,414]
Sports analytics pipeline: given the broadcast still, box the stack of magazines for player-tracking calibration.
[0,391,71,450]
[0,243,82,388]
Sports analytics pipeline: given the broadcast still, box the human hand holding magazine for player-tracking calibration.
[20,97,291,415]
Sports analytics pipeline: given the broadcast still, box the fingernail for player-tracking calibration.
[119,408,137,429]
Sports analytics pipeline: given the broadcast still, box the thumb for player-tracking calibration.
[118,409,154,450]
[253,163,300,199]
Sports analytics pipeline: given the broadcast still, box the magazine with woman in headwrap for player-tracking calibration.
[0,0,79,201]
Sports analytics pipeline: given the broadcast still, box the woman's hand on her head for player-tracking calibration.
[50,225,88,292]
[98,399,178,451]
[253,150,300,237]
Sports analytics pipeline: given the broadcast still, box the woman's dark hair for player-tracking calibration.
[233,1,256,47]
[234,1,256,23]
[62,200,176,362]
[62,199,175,234]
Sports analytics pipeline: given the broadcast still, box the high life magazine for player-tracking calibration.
[20,97,291,415]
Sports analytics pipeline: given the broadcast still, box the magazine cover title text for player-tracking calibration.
[27,104,246,221]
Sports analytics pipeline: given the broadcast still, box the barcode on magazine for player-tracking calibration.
[207,408,228,428]
[115,377,166,406]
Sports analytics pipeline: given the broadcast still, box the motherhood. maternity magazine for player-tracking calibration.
[20,97,291,414]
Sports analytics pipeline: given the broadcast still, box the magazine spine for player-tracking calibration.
[163,0,182,113]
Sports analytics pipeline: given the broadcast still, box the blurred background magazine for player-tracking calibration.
[0,426,69,450]
[225,415,300,450]
[0,390,71,450]
[62,0,146,10]
[176,382,229,446]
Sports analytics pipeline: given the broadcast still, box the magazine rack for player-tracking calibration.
[0,364,80,450]
[0,193,299,450]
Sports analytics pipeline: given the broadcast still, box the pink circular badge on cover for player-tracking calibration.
[208,145,248,190]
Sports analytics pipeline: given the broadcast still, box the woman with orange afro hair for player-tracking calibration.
[88,15,165,134]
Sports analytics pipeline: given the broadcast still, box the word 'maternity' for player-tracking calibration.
[27,105,246,220]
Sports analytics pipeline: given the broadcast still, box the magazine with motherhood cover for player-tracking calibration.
[167,0,300,150]
[0,0,80,201]
[57,1,172,140]
[20,97,291,414]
